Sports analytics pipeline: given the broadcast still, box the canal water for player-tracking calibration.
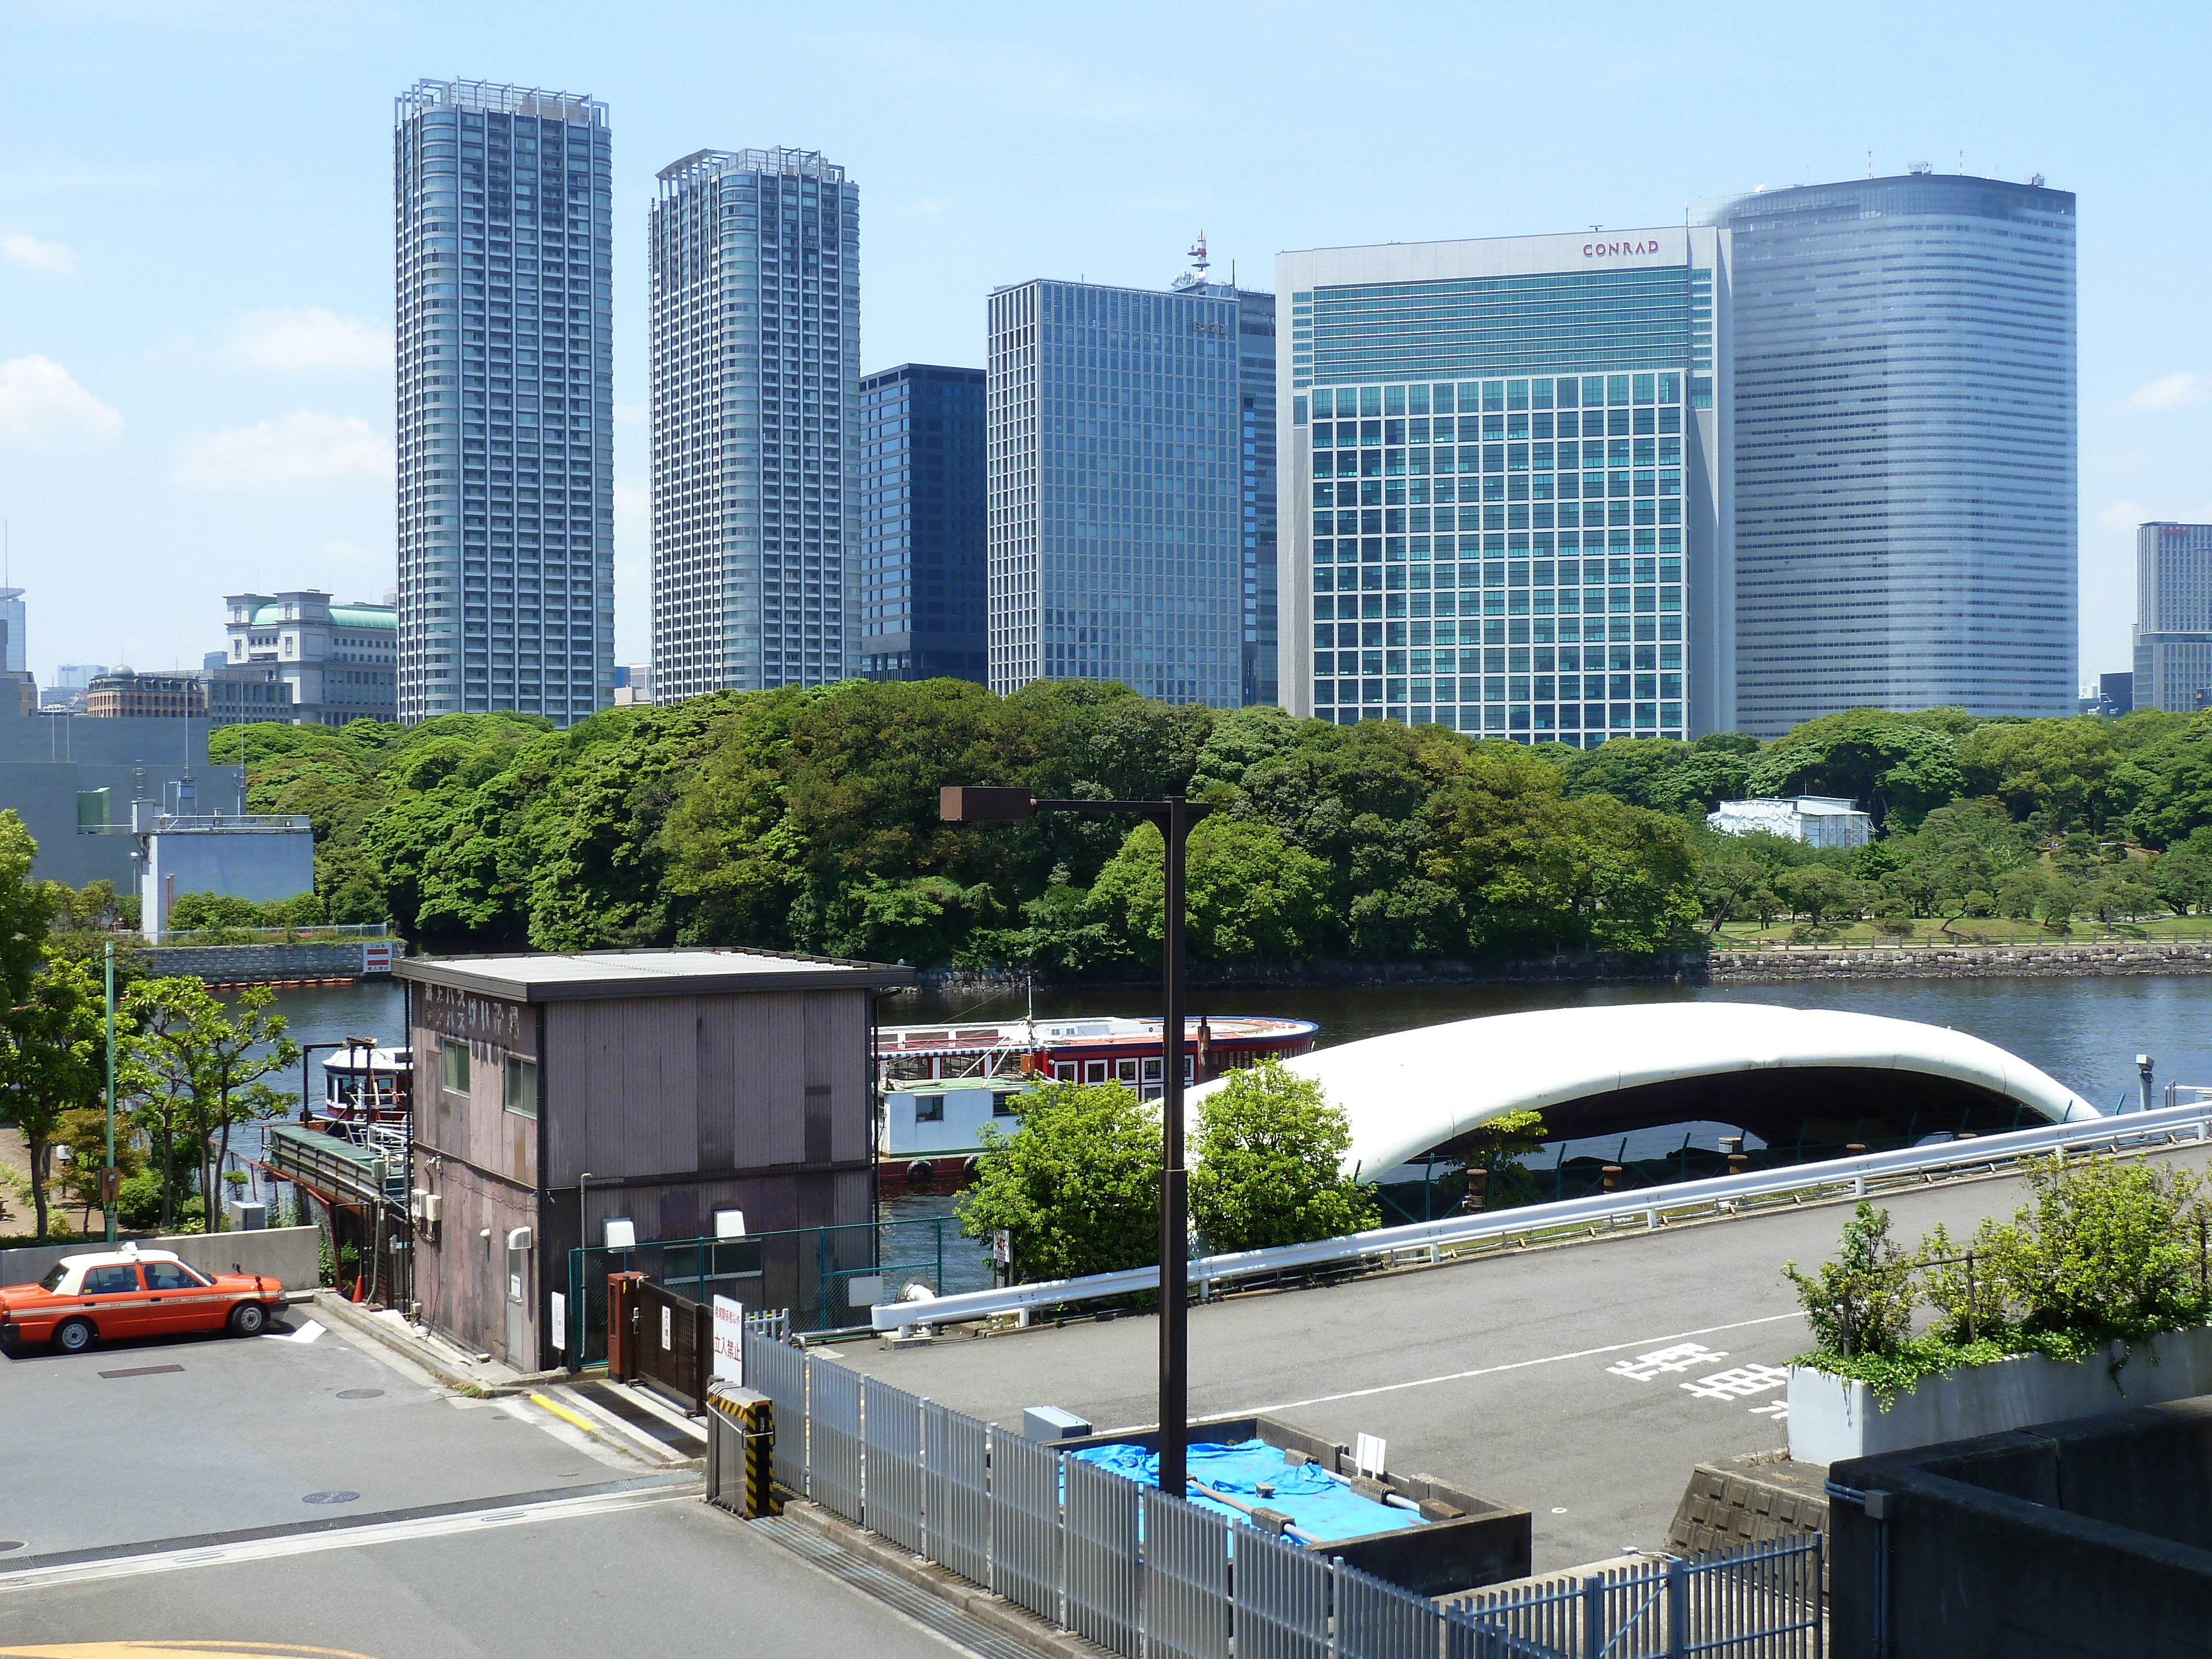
[221,974,2212,1298]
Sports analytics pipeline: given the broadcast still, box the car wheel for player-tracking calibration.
[53,1317,95,1355]
[228,1302,268,1337]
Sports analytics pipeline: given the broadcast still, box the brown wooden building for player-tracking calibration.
[395,948,912,1372]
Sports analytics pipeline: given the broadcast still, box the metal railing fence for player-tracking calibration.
[860,1375,926,1553]
[875,1095,2212,1332]
[568,1211,982,1365]
[734,1327,1823,1659]
[1448,1535,1823,1659]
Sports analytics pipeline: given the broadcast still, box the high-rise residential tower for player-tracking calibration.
[858,364,987,682]
[650,148,859,701]
[393,80,614,724]
[985,258,1265,709]
[1691,173,2077,735]
[2133,523,2212,712]
[1279,228,1732,743]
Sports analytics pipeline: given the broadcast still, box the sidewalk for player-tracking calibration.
[310,1289,571,1396]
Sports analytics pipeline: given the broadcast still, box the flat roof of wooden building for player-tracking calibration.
[395,947,915,1001]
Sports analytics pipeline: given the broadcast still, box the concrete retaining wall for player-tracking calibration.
[140,941,399,984]
[1789,1324,2212,1464]
[1830,1395,2212,1657]
[0,1224,321,1291]
[1665,1454,1829,1561]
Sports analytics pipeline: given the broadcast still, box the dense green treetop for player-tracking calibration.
[201,685,2212,966]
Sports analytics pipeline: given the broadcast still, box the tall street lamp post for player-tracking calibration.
[938,785,1212,1503]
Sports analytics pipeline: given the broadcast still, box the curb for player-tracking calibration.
[309,1290,572,1396]
[776,1499,1117,1659]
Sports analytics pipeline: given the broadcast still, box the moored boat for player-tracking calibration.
[875,1014,1317,1185]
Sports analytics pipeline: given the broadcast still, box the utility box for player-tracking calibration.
[1024,1405,1093,1443]
[225,1200,268,1232]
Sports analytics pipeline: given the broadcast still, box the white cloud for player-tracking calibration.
[2125,372,2210,412]
[171,410,392,489]
[2099,499,2152,531]
[231,306,390,371]
[2,233,74,274]
[0,355,121,440]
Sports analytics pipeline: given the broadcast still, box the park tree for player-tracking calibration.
[0,951,114,1243]
[1090,815,1335,962]
[1746,715,1966,831]
[123,978,299,1231]
[956,1081,1162,1282]
[1776,865,1867,929]
[1188,1060,1376,1254]
[2151,828,2212,915]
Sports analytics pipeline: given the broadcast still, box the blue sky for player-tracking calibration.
[1,0,2204,697]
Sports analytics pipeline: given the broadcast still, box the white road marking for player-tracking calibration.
[1607,1342,1728,1381]
[1229,1311,1806,1418]
[1679,1364,1790,1402]
[0,1487,693,1593]
[264,1319,325,1345]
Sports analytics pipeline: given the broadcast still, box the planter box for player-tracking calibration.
[1788,1323,2212,1464]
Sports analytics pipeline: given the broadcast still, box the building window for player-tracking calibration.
[993,1091,1020,1117]
[441,1037,470,1094]
[504,1055,538,1118]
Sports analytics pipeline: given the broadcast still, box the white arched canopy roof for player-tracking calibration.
[1187,1001,2099,1179]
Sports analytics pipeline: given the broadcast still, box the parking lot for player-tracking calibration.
[0,1303,641,1562]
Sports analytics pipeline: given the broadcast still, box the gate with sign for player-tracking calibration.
[619,1276,709,1412]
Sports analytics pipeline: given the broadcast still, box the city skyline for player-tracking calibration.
[2,2,2206,711]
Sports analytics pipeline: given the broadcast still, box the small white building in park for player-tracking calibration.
[1707,795,1872,849]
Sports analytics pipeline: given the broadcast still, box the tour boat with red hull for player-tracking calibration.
[875,1014,1318,1186]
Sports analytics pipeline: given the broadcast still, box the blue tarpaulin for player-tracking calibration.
[1067,1438,1423,1544]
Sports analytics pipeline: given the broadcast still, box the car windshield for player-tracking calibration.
[38,1263,68,1292]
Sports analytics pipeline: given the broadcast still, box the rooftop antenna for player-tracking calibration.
[1187,231,1209,278]
[1866,149,1874,179]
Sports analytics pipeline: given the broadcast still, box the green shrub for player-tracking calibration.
[1783,1202,1918,1359]
[1188,1060,1377,1254]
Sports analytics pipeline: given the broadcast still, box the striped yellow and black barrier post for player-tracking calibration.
[706,1384,779,1519]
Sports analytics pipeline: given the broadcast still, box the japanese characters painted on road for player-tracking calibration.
[712,1295,744,1384]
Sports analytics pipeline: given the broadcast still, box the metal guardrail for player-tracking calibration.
[874,1097,2212,1332]
[265,1121,408,1208]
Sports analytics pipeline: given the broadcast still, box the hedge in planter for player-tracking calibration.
[1785,1154,2212,1406]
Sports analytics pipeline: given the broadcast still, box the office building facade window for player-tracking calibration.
[1278,229,1731,744]
[858,364,987,684]
[1692,174,2077,734]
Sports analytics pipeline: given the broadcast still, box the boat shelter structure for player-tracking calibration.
[1188,1001,2100,1180]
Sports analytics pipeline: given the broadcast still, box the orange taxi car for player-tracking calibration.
[0,1245,284,1354]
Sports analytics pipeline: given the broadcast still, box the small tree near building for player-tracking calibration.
[1188,1060,1378,1254]
[956,1081,1162,1282]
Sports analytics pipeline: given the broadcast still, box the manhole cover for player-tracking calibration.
[302,1491,360,1505]
[0,1541,25,1553]
[336,1389,384,1399]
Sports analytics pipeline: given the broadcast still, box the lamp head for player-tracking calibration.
[940,786,1035,823]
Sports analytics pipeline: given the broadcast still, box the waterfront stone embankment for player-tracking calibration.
[1707,940,2212,982]
[140,941,401,985]
[920,938,2212,993]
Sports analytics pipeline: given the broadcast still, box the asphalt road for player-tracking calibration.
[0,1307,633,1558]
[0,1495,971,1658]
[835,1141,2212,1572]
[0,1307,972,1658]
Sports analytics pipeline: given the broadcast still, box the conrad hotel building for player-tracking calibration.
[1279,228,1731,742]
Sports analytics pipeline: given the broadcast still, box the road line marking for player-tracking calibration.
[0,1489,693,1593]
[1213,1311,1807,1419]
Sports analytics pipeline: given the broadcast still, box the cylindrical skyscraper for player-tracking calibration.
[649,148,859,700]
[393,80,615,725]
[1691,174,2077,735]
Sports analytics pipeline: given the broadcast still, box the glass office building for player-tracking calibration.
[393,80,614,724]
[2135,523,2212,712]
[650,148,859,701]
[858,364,987,683]
[986,275,1254,708]
[1692,174,2077,734]
[1279,228,1731,742]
